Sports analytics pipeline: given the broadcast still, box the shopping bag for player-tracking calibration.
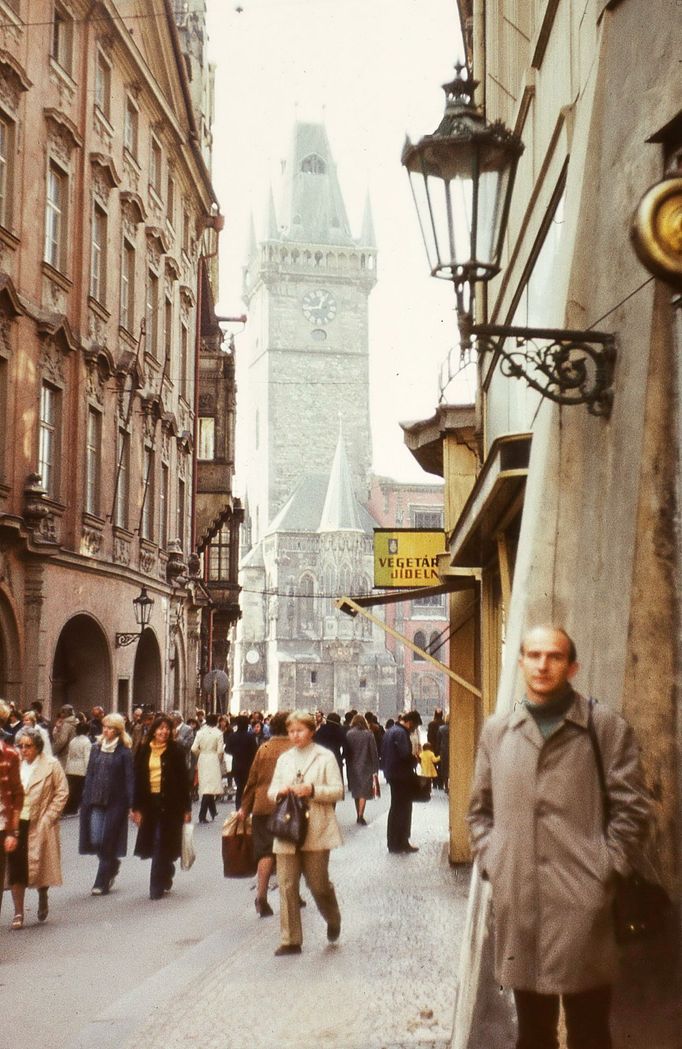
[181,822,196,871]
[222,813,256,877]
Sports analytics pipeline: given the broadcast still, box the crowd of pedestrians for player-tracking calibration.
[0,697,446,950]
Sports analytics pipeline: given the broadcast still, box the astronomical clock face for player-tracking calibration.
[301,289,337,325]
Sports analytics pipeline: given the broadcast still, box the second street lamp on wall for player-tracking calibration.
[115,586,154,647]
[402,64,617,417]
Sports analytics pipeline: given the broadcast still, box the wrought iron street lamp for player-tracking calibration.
[115,585,154,647]
[402,65,616,417]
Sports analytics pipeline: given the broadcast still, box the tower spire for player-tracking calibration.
[360,191,376,248]
[319,423,363,532]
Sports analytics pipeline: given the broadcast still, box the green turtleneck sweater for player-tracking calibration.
[523,688,575,740]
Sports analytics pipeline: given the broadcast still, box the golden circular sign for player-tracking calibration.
[631,176,682,287]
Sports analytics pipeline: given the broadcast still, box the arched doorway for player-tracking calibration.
[52,614,112,713]
[133,628,162,710]
[0,590,21,706]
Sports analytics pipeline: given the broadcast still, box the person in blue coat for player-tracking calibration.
[382,711,420,854]
[79,713,134,895]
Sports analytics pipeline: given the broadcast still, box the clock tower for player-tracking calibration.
[241,122,377,541]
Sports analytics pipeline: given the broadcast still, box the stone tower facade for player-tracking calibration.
[241,122,376,544]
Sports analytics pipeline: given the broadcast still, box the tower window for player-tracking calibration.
[301,154,326,175]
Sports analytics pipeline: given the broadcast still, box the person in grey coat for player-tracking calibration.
[344,715,379,825]
[468,625,650,1049]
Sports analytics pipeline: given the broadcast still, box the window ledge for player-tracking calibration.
[148,185,163,210]
[88,296,110,321]
[42,261,72,292]
[49,56,76,91]
[0,1,23,30]
[118,325,137,349]
[93,106,114,138]
[82,511,105,529]
[0,225,19,251]
[113,525,133,540]
[123,148,141,175]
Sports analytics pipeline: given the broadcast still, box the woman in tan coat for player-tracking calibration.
[268,709,344,956]
[9,726,68,929]
[237,710,293,916]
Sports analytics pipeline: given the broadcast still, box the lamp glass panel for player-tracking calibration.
[445,175,473,272]
[476,164,511,273]
[407,167,439,275]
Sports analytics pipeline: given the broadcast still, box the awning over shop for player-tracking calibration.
[447,432,531,568]
[336,574,476,616]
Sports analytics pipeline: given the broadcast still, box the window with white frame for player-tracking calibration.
[164,294,173,362]
[120,237,135,330]
[114,428,129,529]
[38,382,60,498]
[197,417,215,461]
[179,321,189,399]
[94,50,111,120]
[44,161,67,271]
[150,137,162,197]
[90,202,107,302]
[146,268,159,357]
[0,114,14,230]
[51,4,73,75]
[141,445,154,540]
[412,508,443,529]
[160,461,169,549]
[84,407,101,515]
[124,97,138,158]
[176,477,185,550]
[166,171,175,227]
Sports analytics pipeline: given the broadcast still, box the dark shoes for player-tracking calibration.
[255,897,274,917]
[388,844,419,854]
[327,920,341,943]
[37,888,49,922]
[356,816,367,826]
[274,944,302,956]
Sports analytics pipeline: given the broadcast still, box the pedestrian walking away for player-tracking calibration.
[79,714,134,895]
[132,714,192,900]
[237,710,293,917]
[382,711,421,854]
[268,709,344,955]
[344,714,379,825]
[468,625,651,1049]
[191,713,225,822]
[9,726,68,929]
[64,722,92,815]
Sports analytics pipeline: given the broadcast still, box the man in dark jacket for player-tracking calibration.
[314,712,346,778]
[382,711,420,854]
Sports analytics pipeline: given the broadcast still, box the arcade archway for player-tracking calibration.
[133,628,162,710]
[52,614,112,713]
[0,590,21,706]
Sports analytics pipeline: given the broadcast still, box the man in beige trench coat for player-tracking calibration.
[468,626,650,1049]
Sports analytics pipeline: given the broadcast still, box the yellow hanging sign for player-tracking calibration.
[373,529,446,589]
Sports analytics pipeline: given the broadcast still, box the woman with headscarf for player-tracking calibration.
[79,713,134,895]
[344,713,379,825]
[132,713,191,900]
[268,710,344,956]
[8,726,68,929]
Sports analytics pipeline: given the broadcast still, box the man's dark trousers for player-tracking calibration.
[387,779,413,851]
[514,986,612,1049]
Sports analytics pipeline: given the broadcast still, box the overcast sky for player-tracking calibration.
[205,0,471,483]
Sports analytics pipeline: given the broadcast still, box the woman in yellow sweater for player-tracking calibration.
[132,715,191,900]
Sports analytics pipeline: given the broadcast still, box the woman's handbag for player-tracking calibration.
[587,699,672,944]
[181,822,196,871]
[266,792,310,847]
[222,812,257,877]
[372,773,381,799]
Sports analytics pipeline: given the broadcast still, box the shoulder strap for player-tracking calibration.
[586,697,609,827]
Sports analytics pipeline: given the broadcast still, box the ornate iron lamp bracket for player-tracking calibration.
[469,323,617,418]
[115,632,142,648]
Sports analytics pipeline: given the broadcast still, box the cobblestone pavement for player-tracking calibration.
[90,790,469,1049]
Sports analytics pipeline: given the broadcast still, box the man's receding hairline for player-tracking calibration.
[520,625,577,663]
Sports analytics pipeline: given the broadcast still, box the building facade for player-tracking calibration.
[402,1,682,1045]
[0,0,236,718]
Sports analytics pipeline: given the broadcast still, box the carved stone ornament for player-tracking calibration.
[120,191,147,226]
[0,310,12,355]
[40,340,65,383]
[34,512,58,544]
[86,364,104,406]
[81,525,103,557]
[44,108,82,166]
[113,536,131,565]
[23,473,49,529]
[0,50,31,113]
[122,153,140,193]
[140,548,156,574]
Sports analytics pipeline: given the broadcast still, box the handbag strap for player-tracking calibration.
[586,697,609,828]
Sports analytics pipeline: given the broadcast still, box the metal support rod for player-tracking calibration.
[336,596,482,698]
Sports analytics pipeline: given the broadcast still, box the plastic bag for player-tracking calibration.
[181,822,196,871]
